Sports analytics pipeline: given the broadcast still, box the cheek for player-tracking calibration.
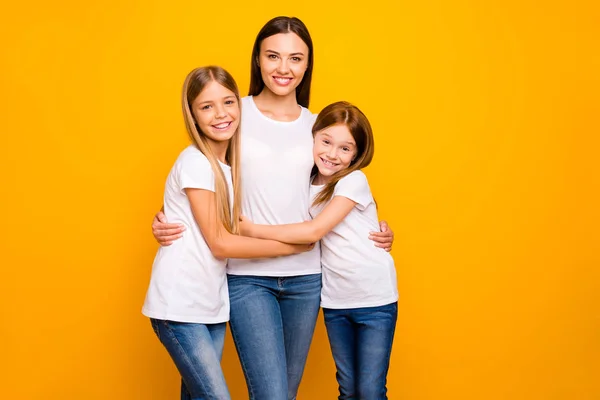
[193,111,211,130]
[292,63,307,76]
[341,154,354,167]
[313,142,325,155]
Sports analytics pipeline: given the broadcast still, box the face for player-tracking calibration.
[191,80,240,144]
[313,124,358,179]
[258,33,309,98]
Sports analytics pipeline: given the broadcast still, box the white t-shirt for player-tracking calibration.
[310,170,399,309]
[227,96,322,277]
[142,145,233,323]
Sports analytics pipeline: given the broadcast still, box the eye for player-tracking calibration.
[225,100,236,105]
[268,54,278,60]
[322,139,330,145]
[342,147,351,152]
[201,105,212,110]
[291,57,302,62]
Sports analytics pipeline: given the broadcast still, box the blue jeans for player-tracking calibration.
[150,319,230,400]
[227,273,322,400]
[323,302,398,400]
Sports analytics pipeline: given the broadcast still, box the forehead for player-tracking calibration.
[193,80,235,103]
[261,33,308,54]
[318,124,355,143]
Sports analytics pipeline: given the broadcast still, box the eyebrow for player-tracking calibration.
[319,132,356,145]
[265,50,305,57]
[196,95,236,105]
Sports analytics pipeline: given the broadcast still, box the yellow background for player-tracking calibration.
[1,0,598,399]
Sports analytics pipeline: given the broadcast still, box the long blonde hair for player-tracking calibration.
[181,66,242,234]
[312,101,375,207]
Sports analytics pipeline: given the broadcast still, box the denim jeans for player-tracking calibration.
[150,319,230,400]
[323,302,398,400]
[227,273,322,400]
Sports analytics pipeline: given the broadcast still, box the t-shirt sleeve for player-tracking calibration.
[178,151,216,193]
[333,171,374,211]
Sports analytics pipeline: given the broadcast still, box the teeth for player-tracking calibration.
[274,77,291,84]
[214,122,230,129]
[321,158,336,167]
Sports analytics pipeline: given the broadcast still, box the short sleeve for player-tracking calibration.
[333,170,374,211]
[178,150,216,193]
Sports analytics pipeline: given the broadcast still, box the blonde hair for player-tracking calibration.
[312,101,375,207]
[181,66,242,234]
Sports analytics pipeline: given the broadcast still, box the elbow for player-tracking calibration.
[306,226,324,243]
[208,239,228,260]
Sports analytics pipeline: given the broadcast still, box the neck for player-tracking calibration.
[313,173,332,185]
[207,140,229,164]
[255,87,299,112]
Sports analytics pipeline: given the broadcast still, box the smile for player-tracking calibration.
[212,121,232,131]
[273,76,293,86]
[320,157,338,168]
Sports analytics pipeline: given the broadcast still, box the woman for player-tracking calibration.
[152,17,394,400]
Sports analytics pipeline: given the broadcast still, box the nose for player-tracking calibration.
[214,104,227,119]
[326,147,337,159]
[277,58,290,74]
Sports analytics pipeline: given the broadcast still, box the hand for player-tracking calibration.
[369,220,394,252]
[152,211,185,246]
[239,215,254,237]
[292,242,315,254]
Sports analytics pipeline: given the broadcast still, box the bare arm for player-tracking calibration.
[240,196,357,244]
[186,188,311,259]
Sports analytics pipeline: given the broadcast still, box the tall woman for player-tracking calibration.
[152,18,394,400]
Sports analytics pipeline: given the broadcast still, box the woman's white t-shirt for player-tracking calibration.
[142,145,233,323]
[226,96,322,277]
[310,170,399,309]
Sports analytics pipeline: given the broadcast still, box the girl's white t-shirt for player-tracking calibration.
[310,170,399,309]
[226,96,322,277]
[142,145,233,323]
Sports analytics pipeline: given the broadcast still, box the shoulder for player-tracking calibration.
[338,170,369,188]
[301,107,318,127]
[241,96,253,107]
[334,170,373,209]
[176,145,211,170]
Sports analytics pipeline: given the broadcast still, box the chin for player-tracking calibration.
[268,85,296,97]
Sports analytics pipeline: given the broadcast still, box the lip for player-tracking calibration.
[272,76,293,86]
[211,121,233,131]
[319,157,339,169]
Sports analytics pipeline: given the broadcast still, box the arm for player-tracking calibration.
[241,196,357,244]
[152,207,186,246]
[186,188,311,259]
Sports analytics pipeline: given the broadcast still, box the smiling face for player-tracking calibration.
[190,80,240,145]
[313,123,358,181]
[258,33,309,99]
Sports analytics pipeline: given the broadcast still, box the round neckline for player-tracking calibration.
[218,160,231,170]
[248,95,304,125]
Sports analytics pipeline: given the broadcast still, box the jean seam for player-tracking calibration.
[162,320,212,398]
[228,315,257,399]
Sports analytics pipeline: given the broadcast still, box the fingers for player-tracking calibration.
[379,220,389,232]
[373,241,392,252]
[369,232,393,243]
[156,211,168,223]
[157,233,183,246]
[153,227,185,237]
